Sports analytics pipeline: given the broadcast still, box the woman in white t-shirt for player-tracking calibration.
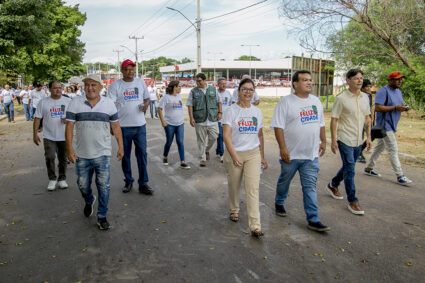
[222,78,268,238]
[158,80,190,169]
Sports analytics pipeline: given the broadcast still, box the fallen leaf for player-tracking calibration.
[348,241,352,245]
[21,226,27,230]
[196,179,200,183]
[11,222,15,225]
[16,242,23,246]
[17,220,22,223]
[361,259,368,263]
[407,262,412,266]
[124,203,128,207]
[162,220,167,223]
[403,221,420,227]
[209,247,215,250]
[52,255,56,258]
[3,202,8,205]
[416,244,422,248]
[71,211,75,214]
[243,231,249,234]
[82,248,87,252]
[154,228,159,231]
[321,258,326,262]
[62,221,67,224]
[313,253,318,256]
[264,256,267,259]
[147,249,151,252]
[340,248,345,252]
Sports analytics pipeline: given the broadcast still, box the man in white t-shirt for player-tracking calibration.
[20,85,32,121]
[147,81,159,119]
[108,59,153,194]
[215,78,233,162]
[29,83,48,118]
[232,75,259,105]
[0,85,15,122]
[271,70,329,232]
[33,81,71,191]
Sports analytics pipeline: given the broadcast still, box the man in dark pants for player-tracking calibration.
[108,59,153,194]
[358,79,373,163]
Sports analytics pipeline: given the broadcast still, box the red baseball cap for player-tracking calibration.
[388,71,405,80]
[121,59,136,69]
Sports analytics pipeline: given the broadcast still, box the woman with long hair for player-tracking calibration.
[158,80,190,169]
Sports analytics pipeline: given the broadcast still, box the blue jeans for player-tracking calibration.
[149,100,158,118]
[30,103,34,119]
[275,158,320,223]
[23,103,31,120]
[76,156,111,218]
[216,122,224,156]
[4,102,14,122]
[121,125,148,186]
[164,124,185,161]
[331,141,362,203]
[0,103,4,114]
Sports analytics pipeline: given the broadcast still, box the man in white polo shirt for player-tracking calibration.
[34,81,71,191]
[66,74,124,230]
[108,59,153,194]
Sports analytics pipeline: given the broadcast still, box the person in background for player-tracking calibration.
[1,84,15,123]
[364,71,412,185]
[358,79,373,163]
[148,81,159,119]
[33,81,71,191]
[222,78,267,238]
[20,85,32,121]
[216,78,233,162]
[158,80,190,169]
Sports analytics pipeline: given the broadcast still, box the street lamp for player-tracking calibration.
[167,1,201,74]
[241,44,260,78]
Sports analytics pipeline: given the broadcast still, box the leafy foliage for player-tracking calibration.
[235,55,261,61]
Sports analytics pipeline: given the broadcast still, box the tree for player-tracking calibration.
[235,55,261,61]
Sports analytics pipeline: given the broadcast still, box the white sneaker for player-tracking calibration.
[47,180,57,191]
[57,180,68,189]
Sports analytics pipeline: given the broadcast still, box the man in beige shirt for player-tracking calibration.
[327,69,372,215]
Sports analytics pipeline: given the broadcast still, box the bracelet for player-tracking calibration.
[218,112,222,114]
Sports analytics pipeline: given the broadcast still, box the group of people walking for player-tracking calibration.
[28,59,413,236]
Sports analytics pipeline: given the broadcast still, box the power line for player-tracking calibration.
[142,24,194,55]
[203,0,268,22]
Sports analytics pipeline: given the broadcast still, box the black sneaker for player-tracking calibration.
[180,163,191,169]
[122,182,133,193]
[357,155,366,163]
[163,158,168,166]
[84,195,96,217]
[275,204,287,217]
[139,184,154,195]
[97,217,110,230]
[308,221,330,232]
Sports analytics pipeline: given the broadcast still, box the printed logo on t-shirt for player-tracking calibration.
[221,97,229,106]
[50,105,66,118]
[238,116,258,134]
[123,87,139,101]
[299,105,319,124]
[172,100,183,109]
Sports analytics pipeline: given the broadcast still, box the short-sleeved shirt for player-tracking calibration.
[217,89,233,122]
[20,90,30,104]
[158,94,184,126]
[0,90,14,104]
[331,90,371,147]
[34,96,71,141]
[108,78,150,127]
[148,86,158,101]
[222,104,263,152]
[232,88,259,104]
[66,96,118,159]
[271,94,325,160]
[30,90,47,108]
[375,85,404,132]
[186,87,220,126]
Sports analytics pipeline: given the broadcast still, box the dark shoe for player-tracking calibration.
[139,184,154,195]
[122,182,133,193]
[200,160,206,167]
[357,155,366,163]
[163,157,168,166]
[364,168,381,177]
[308,221,330,232]
[180,163,191,169]
[97,217,110,230]
[84,195,96,217]
[275,204,287,217]
[251,229,264,239]
[326,183,343,200]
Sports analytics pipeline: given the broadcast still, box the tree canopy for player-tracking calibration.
[235,55,261,61]
[0,0,86,84]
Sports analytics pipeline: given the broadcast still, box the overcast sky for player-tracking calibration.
[64,0,306,64]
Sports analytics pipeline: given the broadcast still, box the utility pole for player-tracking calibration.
[241,44,260,78]
[196,0,201,74]
[140,50,144,78]
[113,49,124,79]
[129,35,144,78]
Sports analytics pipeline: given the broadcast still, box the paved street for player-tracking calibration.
[0,117,424,282]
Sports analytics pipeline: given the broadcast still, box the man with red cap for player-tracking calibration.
[364,71,412,185]
[108,59,153,194]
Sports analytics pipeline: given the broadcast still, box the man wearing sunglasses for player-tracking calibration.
[187,73,222,167]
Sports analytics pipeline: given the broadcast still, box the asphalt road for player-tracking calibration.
[0,116,424,282]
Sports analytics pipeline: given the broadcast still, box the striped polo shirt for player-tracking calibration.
[66,96,119,159]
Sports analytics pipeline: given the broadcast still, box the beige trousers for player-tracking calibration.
[223,147,261,231]
[194,123,219,161]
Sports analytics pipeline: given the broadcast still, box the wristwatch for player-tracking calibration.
[218,112,222,114]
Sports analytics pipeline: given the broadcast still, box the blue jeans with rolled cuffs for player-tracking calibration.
[331,141,362,203]
[121,125,149,186]
[76,155,111,218]
[163,124,185,162]
[275,158,320,223]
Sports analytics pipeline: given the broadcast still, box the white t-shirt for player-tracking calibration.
[108,78,150,127]
[20,90,30,104]
[30,90,47,108]
[222,104,263,152]
[34,96,71,141]
[158,94,184,126]
[270,94,325,160]
[232,88,259,104]
[1,90,14,104]
[217,89,232,122]
[148,86,158,101]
